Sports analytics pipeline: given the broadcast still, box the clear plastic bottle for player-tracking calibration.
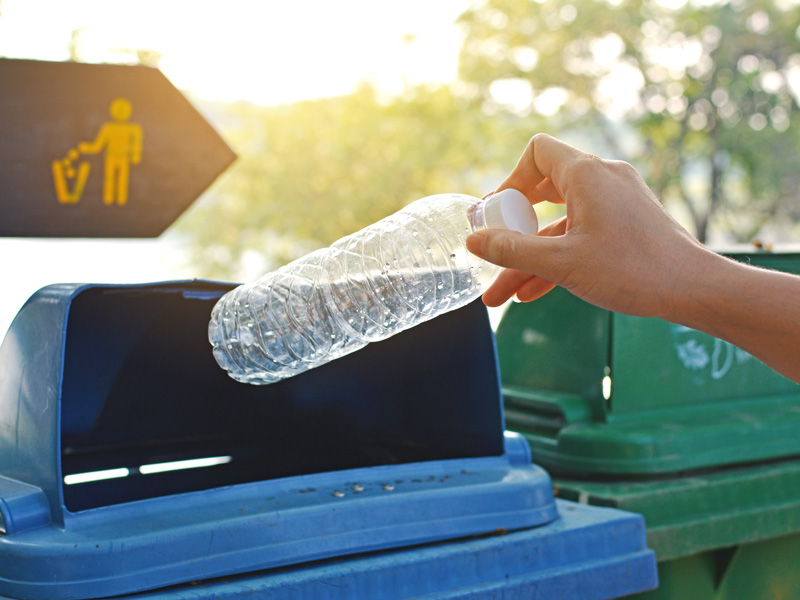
[208,189,538,384]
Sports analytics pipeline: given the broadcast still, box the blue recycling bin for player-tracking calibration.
[0,281,657,599]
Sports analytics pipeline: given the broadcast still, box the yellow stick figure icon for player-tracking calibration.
[79,98,143,206]
[52,98,143,206]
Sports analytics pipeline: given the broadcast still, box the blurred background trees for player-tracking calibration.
[178,84,543,280]
[456,0,800,243]
[175,0,800,280]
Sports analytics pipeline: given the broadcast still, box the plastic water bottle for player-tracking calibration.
[208,189,538,384]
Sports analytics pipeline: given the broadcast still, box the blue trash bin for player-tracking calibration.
[0,281,657,599]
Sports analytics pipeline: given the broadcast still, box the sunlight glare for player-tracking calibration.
[0,0,471,105]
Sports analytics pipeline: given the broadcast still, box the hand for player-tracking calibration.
[467,134,800,383]
[467,134,711,320]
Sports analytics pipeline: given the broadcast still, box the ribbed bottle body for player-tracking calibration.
[209,193,500,384]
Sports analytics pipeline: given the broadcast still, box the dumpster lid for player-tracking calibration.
[0,280,556,599]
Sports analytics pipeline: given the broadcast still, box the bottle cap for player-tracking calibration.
[482,189,538,235]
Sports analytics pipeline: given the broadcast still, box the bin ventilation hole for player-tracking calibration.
[64,468,130,485]
[63,456,233,485]
[139,456,232,474]
[602,376,612,401]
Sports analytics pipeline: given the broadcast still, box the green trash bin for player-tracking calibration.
[495,252,800,599]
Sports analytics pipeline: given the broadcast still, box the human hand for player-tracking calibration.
[466,134,712,320]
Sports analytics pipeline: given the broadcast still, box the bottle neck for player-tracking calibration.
[466,199,490,233]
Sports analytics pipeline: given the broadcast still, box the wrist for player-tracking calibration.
[661,247,736,337]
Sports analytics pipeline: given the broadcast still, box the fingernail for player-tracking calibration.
[466,231,486,255]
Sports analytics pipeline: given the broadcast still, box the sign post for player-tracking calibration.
[0,59,236,237]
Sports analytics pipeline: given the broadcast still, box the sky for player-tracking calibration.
[0,0,473,338]
[0,0,471,104]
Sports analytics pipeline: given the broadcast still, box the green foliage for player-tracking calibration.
[177,0,800,279]
[177,83,541,280]
[457,0,800,243]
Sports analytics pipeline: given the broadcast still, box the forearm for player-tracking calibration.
[78,141,102,154]
[670,250,800,383]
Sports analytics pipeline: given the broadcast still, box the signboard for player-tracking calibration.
[0,59,236,237]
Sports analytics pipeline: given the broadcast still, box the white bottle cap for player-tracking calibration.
[482,189,538,235]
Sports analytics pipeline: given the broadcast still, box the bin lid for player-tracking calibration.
[496,252,800,476]
[554,457,800,561]
[0,280,557,599]
[103,500,657,600]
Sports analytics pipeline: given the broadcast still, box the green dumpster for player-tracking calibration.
[495,252,800,599]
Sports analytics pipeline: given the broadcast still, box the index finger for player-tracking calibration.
[494,134,586,204]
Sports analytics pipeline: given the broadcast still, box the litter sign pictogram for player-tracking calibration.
[53,98,143,206]
[0,59,236,237]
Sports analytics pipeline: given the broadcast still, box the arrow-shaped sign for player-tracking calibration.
[0,59,236,237]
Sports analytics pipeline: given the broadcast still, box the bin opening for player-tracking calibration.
[59,283,504,512]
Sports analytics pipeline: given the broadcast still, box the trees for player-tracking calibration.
[457,0,800,242]
[178,0,800,280]
[176,84,536,280]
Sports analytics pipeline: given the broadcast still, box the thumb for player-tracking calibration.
[466,229,566,284]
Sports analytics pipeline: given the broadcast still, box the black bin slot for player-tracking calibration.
[60,283,503,512]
